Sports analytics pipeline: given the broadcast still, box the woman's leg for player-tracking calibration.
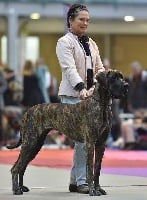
[60,96,88,193]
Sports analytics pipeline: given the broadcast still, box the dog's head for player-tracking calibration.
[96,69,129,99]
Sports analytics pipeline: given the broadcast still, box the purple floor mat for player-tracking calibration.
[102,167,147,177]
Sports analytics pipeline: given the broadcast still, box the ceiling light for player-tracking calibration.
[30,13,40,20]
[124,15,135,22]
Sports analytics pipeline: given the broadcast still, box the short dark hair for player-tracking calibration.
[67,4,88,28]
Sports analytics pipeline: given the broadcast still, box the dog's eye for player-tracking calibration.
[118,73,123,79]
[110,75,117,81]
[113,74,123,81]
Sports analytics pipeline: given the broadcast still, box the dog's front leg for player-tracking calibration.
[94,140,107,195]
[86,142,95,196]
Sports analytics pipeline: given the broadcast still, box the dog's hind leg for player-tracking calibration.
[11,130,48,195]
[11,147,42,195]
[11,154,24,195]
[11,149,32,195]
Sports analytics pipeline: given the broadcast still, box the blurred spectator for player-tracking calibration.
[0,61,5,71]
[103,58,111,70]
[120,110,142,150]
[137,113,147,150]
[112,61,147,150]
[3,68,23,106]
[35,58,50,103]
[48,74,60,103]
[2,105,23,148]
[0,70,7,148]
[21,60,45,109]
[127,61,147,112]
[116,110,147,150]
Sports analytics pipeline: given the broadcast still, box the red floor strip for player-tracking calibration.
[0,148,147,169]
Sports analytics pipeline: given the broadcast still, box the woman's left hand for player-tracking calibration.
[88,85,95,96]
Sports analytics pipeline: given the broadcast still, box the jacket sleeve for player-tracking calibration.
[56,38,84,88]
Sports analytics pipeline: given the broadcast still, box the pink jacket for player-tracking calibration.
[56,32,104,97]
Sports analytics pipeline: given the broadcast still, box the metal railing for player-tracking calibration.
[0,0,147,5]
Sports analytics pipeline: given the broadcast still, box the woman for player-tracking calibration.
[22,60,45,109]
[56,4,105,194]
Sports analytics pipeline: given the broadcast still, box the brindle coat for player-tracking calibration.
[7,70,128,196]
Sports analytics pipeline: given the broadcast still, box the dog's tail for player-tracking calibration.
[6,138,22,149]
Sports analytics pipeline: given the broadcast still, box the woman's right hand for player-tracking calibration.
[79,88,89,100]
[88,85,95,96]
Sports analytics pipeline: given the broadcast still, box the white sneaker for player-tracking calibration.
[112,137,125,149]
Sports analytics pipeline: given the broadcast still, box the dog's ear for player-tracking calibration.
[118,71,123,79]
[96,71,108,87]
[106,69,123,81]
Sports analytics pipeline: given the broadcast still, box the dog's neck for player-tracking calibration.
[91,83,110,107]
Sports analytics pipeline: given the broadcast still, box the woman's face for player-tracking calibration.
[69,10,89,36]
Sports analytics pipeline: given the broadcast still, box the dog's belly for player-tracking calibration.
[51,112,90,143]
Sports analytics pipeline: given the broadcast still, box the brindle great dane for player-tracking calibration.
[7,70,128,196]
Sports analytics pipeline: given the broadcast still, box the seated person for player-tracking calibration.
[112,110,147,150]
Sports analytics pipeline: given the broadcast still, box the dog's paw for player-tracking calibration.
[100,187,107,195]
[21,185,29,192]
[89,187,101,196]
[13,187,23,195]
[89,189,95,196]
[96,186,107,195]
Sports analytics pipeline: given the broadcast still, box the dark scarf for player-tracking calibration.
[78,35,93,89]
[78,35,91,56]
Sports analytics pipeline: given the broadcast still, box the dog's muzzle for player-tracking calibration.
[123,82,129,94]
[110,81,129,99]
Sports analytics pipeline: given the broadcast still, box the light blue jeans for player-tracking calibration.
[60,96,86,186]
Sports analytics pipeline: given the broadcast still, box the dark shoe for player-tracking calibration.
[77,184,89,194]
[124,142,137,150]
[69,184,77,192]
